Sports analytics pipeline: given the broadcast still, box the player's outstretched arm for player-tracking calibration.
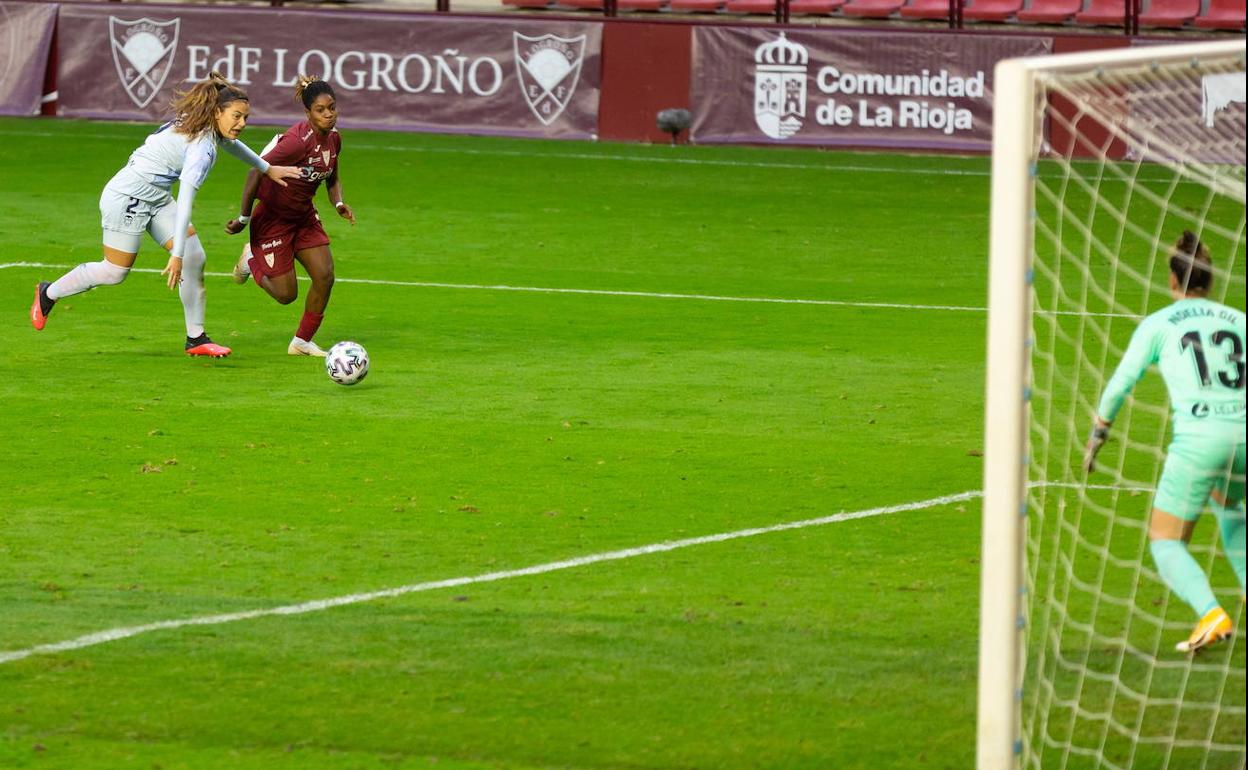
[264,164,301,187]
[1084,322,1158,474]
[225,168,263,235]
[162,160,207,290]
[221,136,300,188]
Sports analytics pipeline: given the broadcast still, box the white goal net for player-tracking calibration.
[979,41,1247,770]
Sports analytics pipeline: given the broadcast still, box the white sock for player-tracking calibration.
[46,260,129,300]
[179,234,207,338]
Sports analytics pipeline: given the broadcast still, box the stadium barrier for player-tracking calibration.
[0,1,56,116]
[96,0,1248,33]
[56,3,603,139]
[0,0,1198,148]
[87,0,1211,32]
[690,27,1051,152]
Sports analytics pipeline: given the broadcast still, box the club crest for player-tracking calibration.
[513,33,586,126]
[109,17,180,109]
[753,33,809,140]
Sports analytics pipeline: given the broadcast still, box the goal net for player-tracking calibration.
[979,41,1246,770]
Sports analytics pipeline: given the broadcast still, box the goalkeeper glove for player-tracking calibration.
[1082,420,1111,474]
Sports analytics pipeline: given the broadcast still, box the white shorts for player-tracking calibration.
[99,186,181,254]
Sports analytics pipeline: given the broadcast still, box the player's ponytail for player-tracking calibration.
[1169,230,1214,295]
[295,75,336,111]
[170,72,249,137]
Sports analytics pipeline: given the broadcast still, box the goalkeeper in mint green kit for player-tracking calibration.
[1084,231,1246,654]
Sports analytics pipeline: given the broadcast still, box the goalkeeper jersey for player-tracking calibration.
[1097,297,1246,439]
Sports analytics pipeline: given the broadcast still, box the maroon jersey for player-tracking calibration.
[256,120,341,220]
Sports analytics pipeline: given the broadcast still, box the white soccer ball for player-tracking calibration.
[325,341,369,386]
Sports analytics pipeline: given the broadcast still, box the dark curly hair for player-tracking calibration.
[295,75,336,110]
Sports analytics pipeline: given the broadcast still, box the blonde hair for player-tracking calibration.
[169,72,249,137]
[294,74,336,110]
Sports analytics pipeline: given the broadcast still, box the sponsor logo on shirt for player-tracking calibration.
[1214,401,1246,417]
[262,239,283,250]
[301,166,334,183]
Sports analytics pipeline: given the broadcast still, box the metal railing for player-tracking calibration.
[100,0,1162,36]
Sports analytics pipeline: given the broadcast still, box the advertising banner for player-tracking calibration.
[692,28,1051,152]
[0,2,57,116]
[57,5,601,139]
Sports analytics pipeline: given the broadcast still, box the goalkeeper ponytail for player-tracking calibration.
[1169,231,1214,295]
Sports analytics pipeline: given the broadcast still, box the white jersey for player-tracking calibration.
[103,122,269,258]
[105,123,218,203]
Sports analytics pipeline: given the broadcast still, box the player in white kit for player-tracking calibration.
[29,73,301,357]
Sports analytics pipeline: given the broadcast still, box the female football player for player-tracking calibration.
[30,73,302,357]
[225,75,355,357]
[1084,231,1246,653]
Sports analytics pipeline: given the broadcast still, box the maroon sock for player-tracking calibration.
[296,311,324,342]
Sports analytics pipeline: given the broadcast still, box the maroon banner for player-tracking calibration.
[56,5,601,139]
[692,28,1051,152]
[0,2,56,117]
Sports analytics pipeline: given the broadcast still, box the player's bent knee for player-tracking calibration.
[100,260,130,285]
[184,236,206,261]
[272,283,298,305]
[1149,508,1196,542]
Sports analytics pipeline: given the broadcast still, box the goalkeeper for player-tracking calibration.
[1084,231,1245,653]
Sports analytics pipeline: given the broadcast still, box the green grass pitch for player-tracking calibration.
[0,116,1235,769]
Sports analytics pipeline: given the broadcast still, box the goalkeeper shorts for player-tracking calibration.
[1154,436,1246,520]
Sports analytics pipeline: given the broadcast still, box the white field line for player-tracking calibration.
[1048,481,1156,493]
[0,490,981,666]
[0,261,983,312]
[0,127,1209,185]
[0,262,1142,318]
[352,143,995,176]
[0,128,990,176]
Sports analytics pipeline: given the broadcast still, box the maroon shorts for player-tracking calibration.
[246,202,330,283]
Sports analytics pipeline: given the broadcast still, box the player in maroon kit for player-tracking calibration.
[225,75,355,356]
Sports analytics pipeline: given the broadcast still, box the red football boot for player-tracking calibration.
[185,334,232,358]
[30,282,53,330]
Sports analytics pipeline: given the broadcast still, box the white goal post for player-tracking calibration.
[979,40,1246,770]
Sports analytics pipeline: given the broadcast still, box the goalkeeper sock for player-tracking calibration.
[1213,500,1246,593]
[1150,539,1219,617]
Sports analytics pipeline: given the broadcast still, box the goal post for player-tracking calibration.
[979,50,1034,770]
[979,40,1246,770]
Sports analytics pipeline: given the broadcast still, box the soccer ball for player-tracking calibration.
[325,341,369,386]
